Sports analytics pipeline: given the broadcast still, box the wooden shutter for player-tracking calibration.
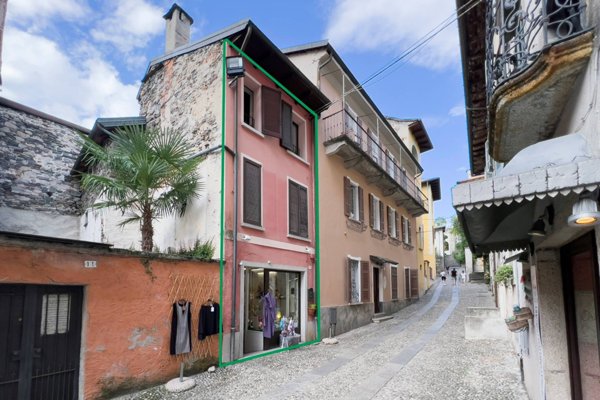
[281,101,294,150]
[401,216,406,242]
[410,268,419,298]
[298,184,308,238]
[391,267,398,300]
[404,268,410,299]
[344,177,352,217]
[358,187,364,222]
[395,211,400,239]
[243,159,261,226]
[360,261,370,302]
[289,181,299,235]
[387,206,392,236]
[368,194,374,228]
[408,219,412,245]
[379,201,385,233]
[261,86,281,138]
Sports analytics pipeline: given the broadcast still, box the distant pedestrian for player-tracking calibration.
[451,268,457,286]
[461,270,466,283]
[441,271,447,285]
[445,265,449,273]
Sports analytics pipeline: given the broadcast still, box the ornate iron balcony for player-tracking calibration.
[486,0,586,96]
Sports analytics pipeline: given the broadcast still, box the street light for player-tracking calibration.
[226,56,245,77]
[568,192,600,227]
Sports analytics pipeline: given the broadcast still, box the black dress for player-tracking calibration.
[198,302,220,340]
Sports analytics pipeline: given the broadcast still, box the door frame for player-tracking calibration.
[373,266,381,314]
[560,231,600,400]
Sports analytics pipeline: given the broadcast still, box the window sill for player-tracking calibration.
[241,123,264,138]
[346,218,367,233]
[287,150,309,166]
[370,229,386,240]
[287,234,311,243]
[241,222,264,231]
[388,237,401,246]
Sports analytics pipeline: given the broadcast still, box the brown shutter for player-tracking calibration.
[408,219,412,245]
[289,181,299,235]
[401,216,406,242]
[410,269,419,298]
[387,206,392,236]
[358,187,364,222]
[243,159,261,226]
[298,185,308,238]
[391,267,398,300]
[360,261,370,302]
[261,86,281,138]
[379,201,384,233]
[281,101,294,150]
[404,268,410,299]
[368,193,374,228]
[344,177,351,217]
[395,211,400,239]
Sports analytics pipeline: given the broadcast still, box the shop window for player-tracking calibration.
[288,180,308,238]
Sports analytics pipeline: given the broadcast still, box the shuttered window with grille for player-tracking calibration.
[288,180,308,238]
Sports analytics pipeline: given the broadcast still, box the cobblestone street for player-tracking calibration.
[120,281,528,400]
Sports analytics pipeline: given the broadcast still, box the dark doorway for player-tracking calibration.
[0,285,83,400]
[373,267,380,313]
[561,232,600,400]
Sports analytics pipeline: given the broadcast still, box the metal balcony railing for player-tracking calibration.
[486,0,586,96]
[322,109,428,210]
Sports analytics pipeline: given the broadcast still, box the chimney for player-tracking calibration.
[163,3,194,53]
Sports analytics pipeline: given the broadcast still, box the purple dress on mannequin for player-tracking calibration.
[262,292,276,339]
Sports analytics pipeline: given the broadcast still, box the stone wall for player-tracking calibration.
[0,100,84,238]
[84,42,225,252]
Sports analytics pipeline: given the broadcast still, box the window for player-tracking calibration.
[345,107,361,145]
[402,216,412,245]
[387,151,396,180]
[282,108,307,159]
[288,180,308,238]
[291,122,299,154]
[418,226,424,250]
[41,293,71,335]
[388,206,399,239]
[344,177,363,222]
[348,258,370,303]
[391,266,398,300]
[369,194,384,232]
[243,87,255,127]
[370,132,380,164]
[243,158,262,227]
[348,258,361,303]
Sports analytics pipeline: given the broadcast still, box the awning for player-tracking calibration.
[503,251,528,264]
[370,255,397,265]
[452,134,600,254]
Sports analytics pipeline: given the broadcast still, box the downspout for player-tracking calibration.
[230,25,251,362]
[230,76,239,360]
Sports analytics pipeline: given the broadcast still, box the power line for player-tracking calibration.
[318,0,482,111]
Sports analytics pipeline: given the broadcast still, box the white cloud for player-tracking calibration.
[8,0,88,30]
[325,0,460,70]
[91,0,164,53]
[449,103,466,117]
[2,27,140,128]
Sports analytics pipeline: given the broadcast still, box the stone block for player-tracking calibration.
[451,183,471,206]
[577,158,600,186]
[547,163,578,190]
[493,175,519,199]
[518,168,548,194]
[470,180,494,204]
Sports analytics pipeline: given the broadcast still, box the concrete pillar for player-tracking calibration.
[535,249,571,400]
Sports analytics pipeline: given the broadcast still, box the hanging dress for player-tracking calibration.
[170,301,192,355]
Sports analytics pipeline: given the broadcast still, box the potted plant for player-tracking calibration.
[308,303,317,319]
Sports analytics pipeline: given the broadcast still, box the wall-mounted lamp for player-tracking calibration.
[528,218,546,237]
[226,56,245,77]
[568,192,600,227]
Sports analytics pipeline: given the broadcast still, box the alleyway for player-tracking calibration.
[120,282,528,400]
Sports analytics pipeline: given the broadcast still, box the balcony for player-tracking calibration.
[322,110,428,216]
[486,0,594,163]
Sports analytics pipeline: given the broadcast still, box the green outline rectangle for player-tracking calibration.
[219,39,321,368]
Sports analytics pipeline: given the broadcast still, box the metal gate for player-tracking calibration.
[0,285,83,400]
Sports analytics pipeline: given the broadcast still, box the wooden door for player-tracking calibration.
[0,285,83,400]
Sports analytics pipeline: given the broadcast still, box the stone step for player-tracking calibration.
[470,272,485,281]
[372,314,393,323]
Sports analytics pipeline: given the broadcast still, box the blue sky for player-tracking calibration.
[3,0,469,221]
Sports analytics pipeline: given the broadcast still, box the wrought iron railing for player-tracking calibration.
[322,109,428,211]
[486,0,586,95]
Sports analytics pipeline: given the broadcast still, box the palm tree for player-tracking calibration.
[79,124,204,252]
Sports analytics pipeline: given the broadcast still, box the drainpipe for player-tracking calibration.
[230,76,240,360]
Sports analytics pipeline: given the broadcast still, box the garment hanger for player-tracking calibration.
[177,298,187,306]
